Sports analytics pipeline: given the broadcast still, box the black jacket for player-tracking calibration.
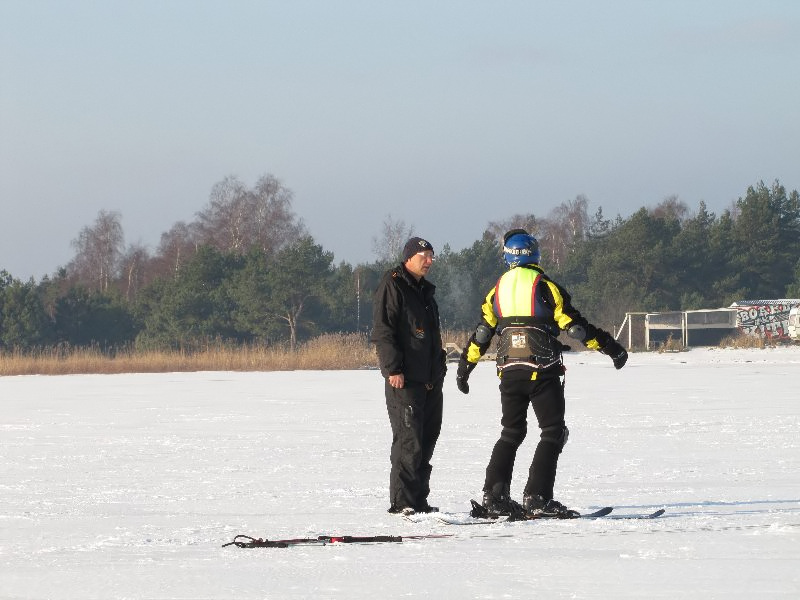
[371,264,447,385]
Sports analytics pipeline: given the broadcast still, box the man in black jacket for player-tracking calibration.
[372,237,447,514]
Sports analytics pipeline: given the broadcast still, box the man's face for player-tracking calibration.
[405,251,434,280]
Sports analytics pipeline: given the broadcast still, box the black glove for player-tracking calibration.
[600,339,628,370]
[456,360,476,394]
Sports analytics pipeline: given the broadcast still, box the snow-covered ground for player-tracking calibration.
[1,347,799,599]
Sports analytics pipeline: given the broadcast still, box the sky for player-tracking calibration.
[2,1,799,280]
[2,348,799,598]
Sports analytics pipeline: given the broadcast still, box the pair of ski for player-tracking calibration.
[404,500,665,525]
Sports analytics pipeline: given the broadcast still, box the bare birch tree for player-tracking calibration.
[119,243,150,301]
[156,221,198,277]
[484,214,540,245]
[650,195,689,223]
[195,174,305,256]
[371,214,414,263]
[541,195,590,269]
[69,210,124,292]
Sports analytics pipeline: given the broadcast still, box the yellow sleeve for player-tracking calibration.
[543,280,574,331]
[465,288,498,364]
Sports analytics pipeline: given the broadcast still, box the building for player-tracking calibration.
[615,299,800,349]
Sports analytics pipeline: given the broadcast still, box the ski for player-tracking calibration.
[405,503,665,525]
[559,506,614,519]
[222,533,451,548]
[404,504,609,525]
[607,508,665,520]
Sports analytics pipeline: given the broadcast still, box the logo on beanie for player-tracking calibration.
[402,237,434,261]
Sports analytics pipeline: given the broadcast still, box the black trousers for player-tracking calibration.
[385,380,443,510]
[483,369,566,499]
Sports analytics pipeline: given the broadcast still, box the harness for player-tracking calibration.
[491,267,563,371]
[496,325,563,370]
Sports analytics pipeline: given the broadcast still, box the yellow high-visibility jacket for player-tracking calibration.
[460,264,613,377]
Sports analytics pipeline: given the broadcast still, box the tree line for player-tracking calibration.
[1,176,799,353]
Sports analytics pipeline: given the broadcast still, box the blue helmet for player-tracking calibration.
[503,229,540,267]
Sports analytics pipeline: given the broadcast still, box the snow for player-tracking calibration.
[2,347,799,599]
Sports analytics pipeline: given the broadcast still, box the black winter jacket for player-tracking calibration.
[371,264,447,385]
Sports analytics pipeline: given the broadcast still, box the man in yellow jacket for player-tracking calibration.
[456,229,627,519]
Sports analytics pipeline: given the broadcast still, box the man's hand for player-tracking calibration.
[456,360,476,394]
[388,374,405,389]
[600,339,628,370]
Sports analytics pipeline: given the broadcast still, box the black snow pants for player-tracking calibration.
[483,368,567,500]
[385,380,443,511]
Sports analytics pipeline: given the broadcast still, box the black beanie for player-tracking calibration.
[402,237,434,261]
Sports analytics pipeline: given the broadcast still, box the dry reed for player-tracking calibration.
[717,332,774,349]
[656,335,687,353]
[0,333,379,376]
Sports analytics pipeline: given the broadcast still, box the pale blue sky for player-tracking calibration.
[2,0,798,279]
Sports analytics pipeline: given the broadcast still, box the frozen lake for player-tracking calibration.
[2,347,799,599]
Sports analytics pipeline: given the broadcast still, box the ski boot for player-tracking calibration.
[480,483,525,519]
[387,505,416,515]
[415,502,439,513]
[522,494,580,519]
